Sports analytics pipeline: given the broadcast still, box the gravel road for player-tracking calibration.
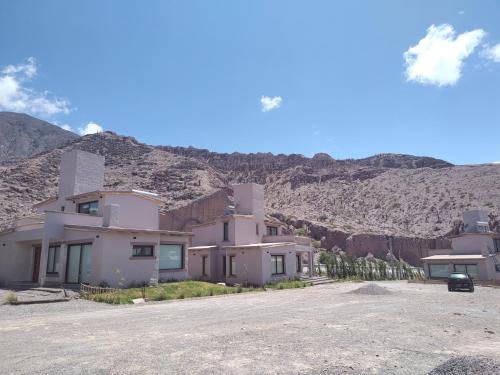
[1,281,499,374]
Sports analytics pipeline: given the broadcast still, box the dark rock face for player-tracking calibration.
[0,112,78,163]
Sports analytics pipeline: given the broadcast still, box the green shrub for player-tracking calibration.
[236,285,243,293]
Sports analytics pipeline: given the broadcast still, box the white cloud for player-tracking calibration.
[0,57,70,116]
[458,10,465,15]
[404,24,486,86]
[78,122,103,135]
[482,43,500,63]
[493,161,500,164]
[60,124,74,132]
[260,95,282,112]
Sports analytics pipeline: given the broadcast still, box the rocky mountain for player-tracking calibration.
[0,112,78,163]
[0,116,499,264]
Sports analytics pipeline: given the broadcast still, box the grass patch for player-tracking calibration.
[4,292,18,304]
[265,280,313,289]
[84,280,262,305]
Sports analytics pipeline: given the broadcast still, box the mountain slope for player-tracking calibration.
[0,112,78,163]
[1,131,499,241]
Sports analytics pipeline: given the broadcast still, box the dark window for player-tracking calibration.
[496,264,500,272]
[296,255,301,272]
[202,256,208,276]
[229,256,236,276]
[256,223,259,236]
[494,239,500,252]
[132,245,154,257]
[222,256,227,276]
[271,255,285,275]
[267,226,278,236]
[46,245,60,274]
[223,222,229,241]
[78,201,99,215]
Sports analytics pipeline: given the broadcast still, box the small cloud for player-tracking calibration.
[313,130,320,136]
[78,121,103,135]
[60,124,74,132]
[0,57,70,116]
[481,43,500,63]
[493,161,500,164]
[403,24,486,86]
[260,95,282,112]
[458,10,465,15]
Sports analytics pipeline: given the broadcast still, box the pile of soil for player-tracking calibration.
[348,283,392,295]
[428,356,500,375]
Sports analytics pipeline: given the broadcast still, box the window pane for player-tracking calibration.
[160,244,183,269]
[271,256,277,274]
[230,256,236,275]
[465,264,479,279]
[429,264,449,278]
[454,264,467,273]
[276,256,284,274]
[223,222,229,241]
[47,248,55,273]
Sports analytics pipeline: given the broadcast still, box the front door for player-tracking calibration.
[66,244,92,284]
[32,246,41,282]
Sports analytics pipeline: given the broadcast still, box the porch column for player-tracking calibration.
[153,239,161,284]
[38,236,50,286]
[59,243,68,284]
[308,251,314,277]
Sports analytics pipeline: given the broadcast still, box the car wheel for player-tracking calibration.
[469,286,474,293]
[448,286,453,292]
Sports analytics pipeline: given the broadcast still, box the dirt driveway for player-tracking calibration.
[0,281,499,374]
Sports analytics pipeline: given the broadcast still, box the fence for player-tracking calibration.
[80,284,118,295]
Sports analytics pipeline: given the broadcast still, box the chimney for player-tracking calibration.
[103,204,120,227]
[232,183,265,220]
[58,149,105,199]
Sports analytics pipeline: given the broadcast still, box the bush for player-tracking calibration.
[236,285,243,293]
[5,292,17,304]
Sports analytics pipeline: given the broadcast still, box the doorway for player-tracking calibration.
[65,243,92,284]
[32,246,41,282]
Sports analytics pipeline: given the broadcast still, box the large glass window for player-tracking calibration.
[78,201,99,215]
[46,245,60,274]
[454,264,479,279]
[223,222,229,241]
[271,255,285,275]
[267,226,278,236]
[159,244,184,270]
[428,264,449,278]
[132,245,154,257]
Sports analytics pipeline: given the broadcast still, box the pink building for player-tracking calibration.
[176,183,315,286]
[0,150,314,288]
[0,150,192,287]
[421,210,500,282]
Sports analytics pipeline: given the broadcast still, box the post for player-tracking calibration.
[308,251,314,277]
[38,237,49,286]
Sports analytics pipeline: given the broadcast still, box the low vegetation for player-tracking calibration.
[83,279,309,305]
[4,292,18,304]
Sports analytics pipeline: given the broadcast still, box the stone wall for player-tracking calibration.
[160,189,231,231]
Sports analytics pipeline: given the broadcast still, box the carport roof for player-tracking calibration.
[421,255,486,261]
[222,242,295,249]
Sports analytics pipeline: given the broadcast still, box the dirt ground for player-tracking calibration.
[0,281,499,375]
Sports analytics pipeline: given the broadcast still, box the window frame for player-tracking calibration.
[46,245,60,274]
[222,256,226,277]
[271,255,285,275]
[296,254,301,273]
[132,245,154,258]
[256,223,259,236]
[229,255,236,276]
[77,200,99,215]
[223,222,229,241]
[267,226,278,236]
[159,244,185,270]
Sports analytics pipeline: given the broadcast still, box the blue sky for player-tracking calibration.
[0,1,499,164]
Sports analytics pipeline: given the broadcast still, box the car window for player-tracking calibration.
[449,273,467,279]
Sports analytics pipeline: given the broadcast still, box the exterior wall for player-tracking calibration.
[451,235,495,256]
[234,217,261,246]
[261,244,298,285]
[0,233,35,285]
[220,248,264,286]
[188,248,213,282]
[102,195,160,230]
[192,218,236,247]
[160,190,231,231]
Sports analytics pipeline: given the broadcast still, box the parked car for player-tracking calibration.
[447,272,474,292]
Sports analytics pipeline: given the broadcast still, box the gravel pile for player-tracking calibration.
[428,356,500,375]
[348,283,392,295]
